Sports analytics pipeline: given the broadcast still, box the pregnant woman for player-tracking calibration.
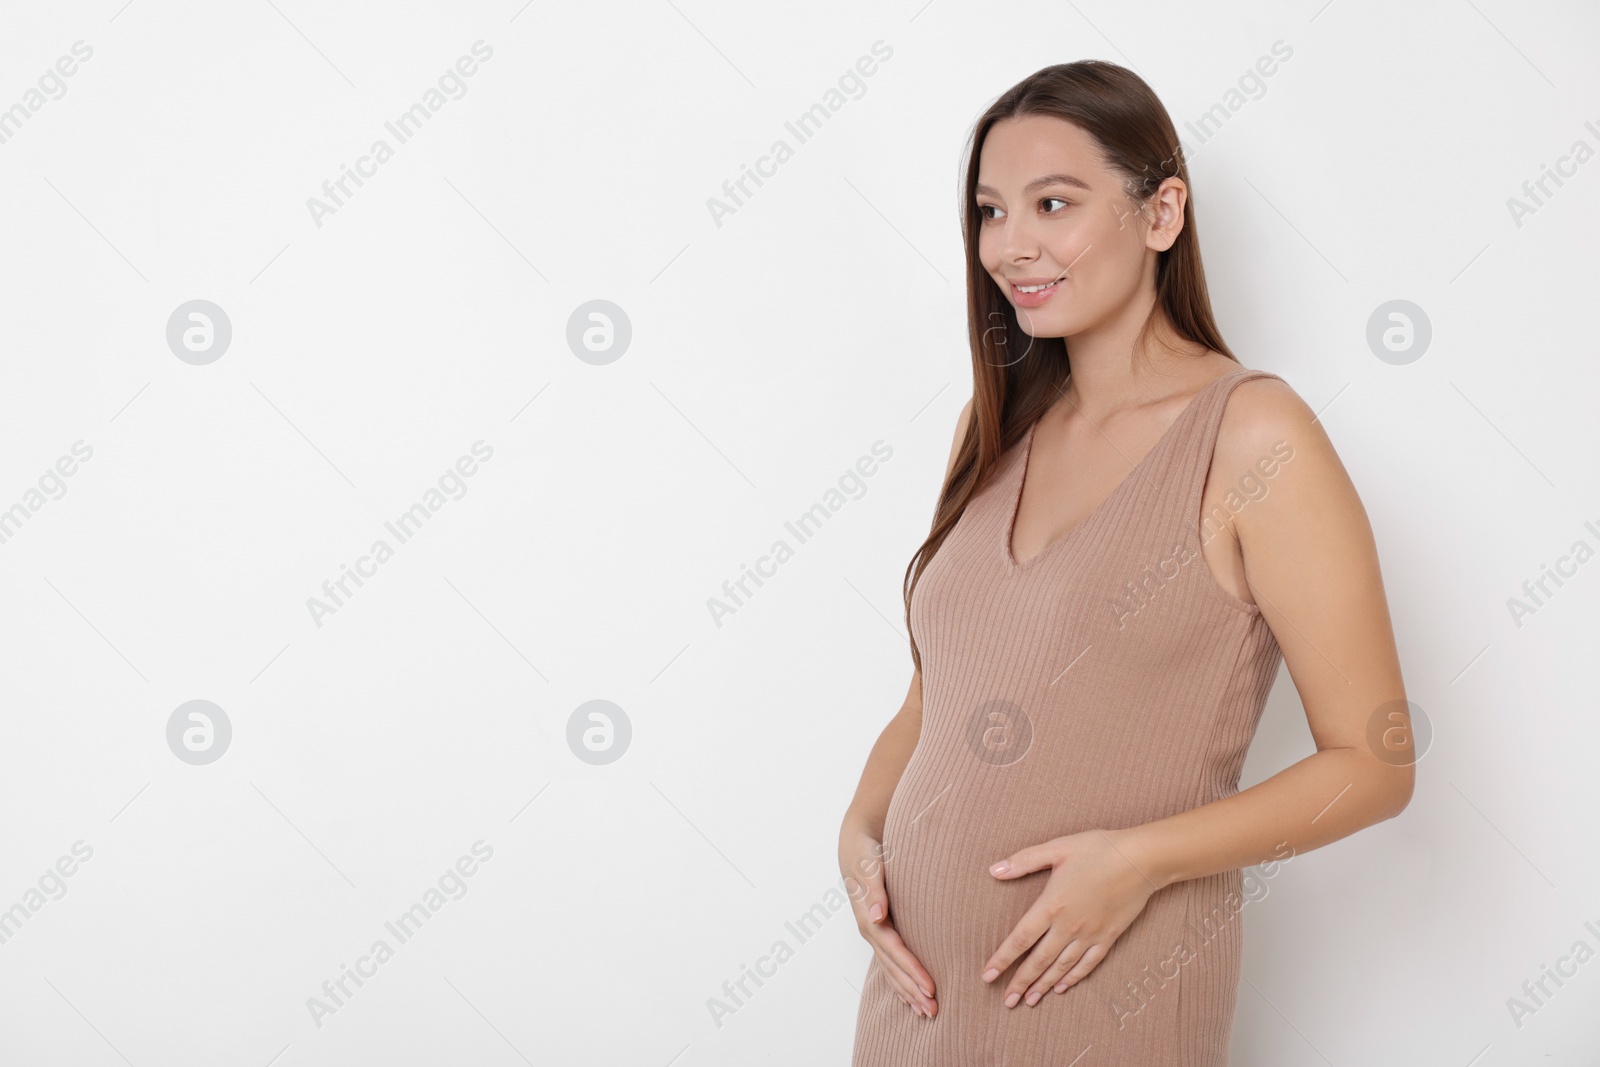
[842,60,1414,1065]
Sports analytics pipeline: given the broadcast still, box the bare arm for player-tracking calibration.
[841,670,924,840]
[840,397,972,840]
[839,398,973,1020]
[1116,377,1415,887]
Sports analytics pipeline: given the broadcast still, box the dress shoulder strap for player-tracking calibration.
[1167,367,1288,544]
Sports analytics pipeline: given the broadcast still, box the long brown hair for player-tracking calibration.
[903,59,1237,676]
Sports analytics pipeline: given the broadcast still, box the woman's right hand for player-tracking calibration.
[841,824,937,1018]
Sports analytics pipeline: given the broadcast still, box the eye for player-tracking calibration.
[977,197,1073,221]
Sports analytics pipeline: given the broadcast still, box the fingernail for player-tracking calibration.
[1054,982,1067,993]
[982,968,999,982]
[1004,991,1020,1008]
[869,903,883,922]
[1026,991,1041,1005]
[989,861,1009,876]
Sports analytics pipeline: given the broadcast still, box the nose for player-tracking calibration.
[996,212,1037,265]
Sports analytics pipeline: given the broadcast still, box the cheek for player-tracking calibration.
[976,227,1001,271]
[1045,215,1107,268]
[1070,221,1142,289]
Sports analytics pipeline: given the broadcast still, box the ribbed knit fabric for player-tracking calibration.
[852,368,1286,1066]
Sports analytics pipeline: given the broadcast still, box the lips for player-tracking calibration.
[1006,275,1064,307]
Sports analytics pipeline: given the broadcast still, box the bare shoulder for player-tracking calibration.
[1216,374,1318,458]
[1212,373,1367,544]
[946,397,974,481]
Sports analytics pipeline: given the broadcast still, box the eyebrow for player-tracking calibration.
[974,173,1093,197]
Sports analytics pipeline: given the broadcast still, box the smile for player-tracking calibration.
[1009,277,1063,307]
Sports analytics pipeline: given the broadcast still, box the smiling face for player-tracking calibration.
[975,113,1177,339]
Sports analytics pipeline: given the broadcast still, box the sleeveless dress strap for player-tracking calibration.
[1169,367,1288,546]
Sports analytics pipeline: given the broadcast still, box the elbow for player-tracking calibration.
[1381,788,1412,822]
[1347,746,1414,822]
[1377,764,1415,821]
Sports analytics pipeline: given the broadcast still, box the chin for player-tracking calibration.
[1013,312,1073,339]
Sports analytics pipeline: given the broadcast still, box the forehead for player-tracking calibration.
[975,114,1110,194]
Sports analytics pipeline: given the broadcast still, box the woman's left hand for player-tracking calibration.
[980,827,1162,1007]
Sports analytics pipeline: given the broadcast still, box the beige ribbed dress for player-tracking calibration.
[852,368,1286,1066]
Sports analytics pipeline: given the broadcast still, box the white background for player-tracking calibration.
[0,0,1596,1064]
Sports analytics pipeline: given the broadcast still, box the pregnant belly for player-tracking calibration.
[873,742,1238,1059]
[878,769,1055,1000]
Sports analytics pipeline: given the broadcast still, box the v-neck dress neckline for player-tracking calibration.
[1003,369,1249,571]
